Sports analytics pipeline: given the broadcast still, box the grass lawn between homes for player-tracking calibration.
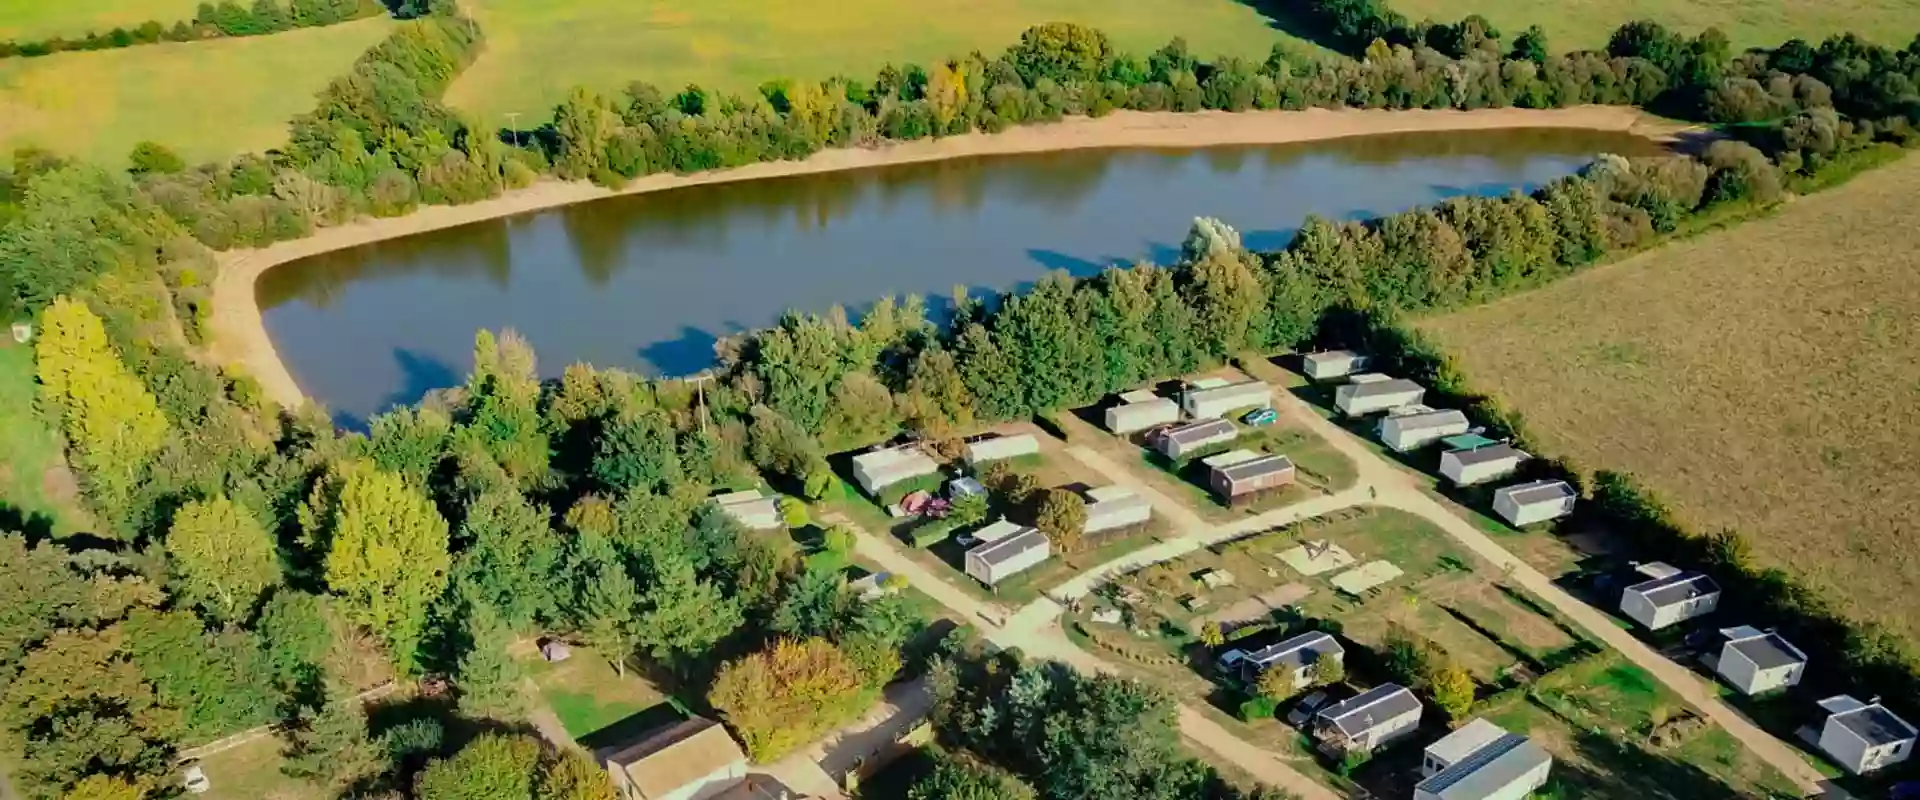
[1065,505,1797,798]
[190,733,321,800]
[1419,153,1920,652]
[1388,0,1920,52]
[0,343,90,536]
[445,0,1310,123]
[0,16,394,164]
[0,0,206,41]
[519,642,681,745]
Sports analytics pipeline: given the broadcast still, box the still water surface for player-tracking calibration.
[259,129,1664,423]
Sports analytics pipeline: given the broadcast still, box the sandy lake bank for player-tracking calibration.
[209,105,1687,409]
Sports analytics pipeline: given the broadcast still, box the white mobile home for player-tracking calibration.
[1302,350,1370,381]
[1416,719,1553,800]
[1491,480,1576,527]
[1619,567,1721,630]
[850,446,939,495]
[710,489,782,530]
[1234,631,1344,693]
[1181,380,1273,420]
[964,528,1050,586]
[964,433,1039,466]
[1207,452,1296,501]
[1315,684,1423,754]
[1815,695,1916,774]
[1105,393,1180,434]
[1082,486,1152,534]
[1333,374,1424,417]
[1710,626,1807,696]
[968,518,1026,545]
[1438,443,1528,486]
[1378,407,1470,452]
[1155,418,1239,460]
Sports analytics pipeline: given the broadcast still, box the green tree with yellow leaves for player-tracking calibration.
[304,462,450,670]
[165,495,280,624]
[34,297,170,531]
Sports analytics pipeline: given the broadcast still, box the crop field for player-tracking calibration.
[1420,153,1920,647]
[445,0,1304,122]
[0,0,205,41]
[0,16,392,164]
[1391,0,1920,51]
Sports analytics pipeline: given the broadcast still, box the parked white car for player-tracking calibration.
[181,762,210,794]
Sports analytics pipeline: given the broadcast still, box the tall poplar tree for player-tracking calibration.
[34,297,170,530]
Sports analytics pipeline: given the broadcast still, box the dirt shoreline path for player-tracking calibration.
[210,106,1683,410]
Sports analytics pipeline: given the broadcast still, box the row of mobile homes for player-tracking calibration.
[1303,350,1371,380]
[1439,442,1528,486]
[710,490,782,530]
[1082,486,1152,534]
[1378,406,1470,452]
[1202,450,1295,502]
[1415,719,1554,800]
[964,527,1050,587]
[1227,631,1344,693]
[1619,562,1721,630]
[964,433,1039,467]
[851,446,939,495]
[1155,418,1239,460]
[1491,480,1576,527]
[1181,379,1273,420]
[1334,374,1424,417]
[1106,389,1180,434]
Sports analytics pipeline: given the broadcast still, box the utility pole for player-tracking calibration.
[685,372,716,434]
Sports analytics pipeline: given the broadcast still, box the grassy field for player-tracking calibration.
[0,0,204,41]
[445,0,1305,122]
[0,344,90,536]
[1391,0,1920,51]
[0,16,393,164]
[1419,154,1920,647]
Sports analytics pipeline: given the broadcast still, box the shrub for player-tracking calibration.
[1238,695,1277,721]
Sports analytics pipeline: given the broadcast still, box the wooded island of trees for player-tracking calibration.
[2,0,1919,797]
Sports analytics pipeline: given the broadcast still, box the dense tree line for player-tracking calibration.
[0,0,377,60]
[918,654,1292,800]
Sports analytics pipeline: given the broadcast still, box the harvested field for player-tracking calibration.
[1420,154,1920,646]
[0,0,204,41]
[0,17,393,163]
[1390,0,1920,52]
[446,0,1304,122]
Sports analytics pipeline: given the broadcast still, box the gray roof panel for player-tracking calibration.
[1447,444,1525,467]
[1244,631,1343,671]
[1416,734,1552,799]
[1499,480,1575,506]
[1629,571,1720,608]
[1834,705,1918,747]
[1318,684,1421,737]
[1347,378,1422,399]
[1220,455,1294,482]
[1729,633,1806,671]
[970,529,1047,566]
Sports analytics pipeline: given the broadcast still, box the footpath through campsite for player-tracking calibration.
[831,381,1833,798]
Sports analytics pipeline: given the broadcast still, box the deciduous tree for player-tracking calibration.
[34,297,170,529]
[164,495,280,623]
[308,463,452,670]
[414,733,542,800]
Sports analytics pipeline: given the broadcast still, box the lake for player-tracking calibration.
[257,128,1664,424]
